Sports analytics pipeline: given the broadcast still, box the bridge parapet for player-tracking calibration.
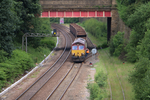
[40,0,113,11]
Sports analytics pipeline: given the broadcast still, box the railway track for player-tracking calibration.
[16,24,73,100]
[15,23,96,100]
[46,63,82,100]
[101,50,125,100]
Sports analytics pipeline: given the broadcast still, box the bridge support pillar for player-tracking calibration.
[111,0,119,36]
[107,17,111,41]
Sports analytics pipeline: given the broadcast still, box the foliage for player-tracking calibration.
[117,1,150,62]
[101,42,108,48]
[26,18,52,48]
[0,69,7,90]
[27,37,56,63]
[97,42,108,49]
[136,19,150,59]
[0,0,20,54]
[50,18,60,23]
[50,18,79,24]
[117,1,150,99]
[64,18,79,23]
[137,31,150,59]
[87,70,107,100]
[40,37,55,50]
[95,70,107,87]
[13,0,41,46]
[87,83,103,100]
[109,31,124,56]
[0,0,56,92]
[0,50,8,63]
[125,30,138,62]
[84,18,107,38]
[129,57,150,100]
[14,0,41,33]
[30,18,51,33]
[0,49,34,90]
[8,49,34,72]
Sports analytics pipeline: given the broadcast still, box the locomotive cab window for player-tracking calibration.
[72,46,77,50]
[79,46,84,50]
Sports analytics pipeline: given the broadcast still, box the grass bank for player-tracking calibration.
[88,33,135,100]
[28,37,57,64]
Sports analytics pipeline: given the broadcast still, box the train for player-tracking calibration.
[70,23,89,62]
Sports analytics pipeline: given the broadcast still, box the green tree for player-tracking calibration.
[14,0,41,43]
[109,31,124,56]
[129,57,150,100]
[125,2,150,62]
[0,0,20,54]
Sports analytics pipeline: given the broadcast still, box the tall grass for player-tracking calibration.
[28,37,56,63]
[87,33,135,100]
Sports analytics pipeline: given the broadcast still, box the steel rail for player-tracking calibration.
[46,63,82,100]
[45,63,75,100]
[59,63,82,100]
[16,24,72,100]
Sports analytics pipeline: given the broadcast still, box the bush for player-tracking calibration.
[0,50,8,63]
[0,68,7,90]
[40,38,55,50]
[84,18,107,38]
[125,30,138,62]
[0,49,34,91]
[0,63,16,80]
[109,31,124,56]
[87,70,107,100]
[136,19,150,59]
[9,49,34,71]
[129,57,150,100]
[87,83,103,100]
[101,42,108,49]
[95,70,107,87]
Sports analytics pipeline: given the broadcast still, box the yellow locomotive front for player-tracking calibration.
[71,38,87,62]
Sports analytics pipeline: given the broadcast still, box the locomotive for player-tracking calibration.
[70,23,89,62]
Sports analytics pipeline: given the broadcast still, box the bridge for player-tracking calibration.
[40,0,119,40]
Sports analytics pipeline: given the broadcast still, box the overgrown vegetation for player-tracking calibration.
[78,18,108,49]
[0,0,57,91]
[109,31,125,56]
[50,18,79,24]
[87,70,107,100]
[0,50,34,90]
[84,18,107,38]
[85,26,135,99]
[113,0,150,99]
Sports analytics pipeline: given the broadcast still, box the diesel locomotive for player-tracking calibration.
[70,23,89,62]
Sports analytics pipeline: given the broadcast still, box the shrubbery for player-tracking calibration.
[87,70,107,100]
[84,18,107,38]
[0,0,57,92]
[0,50,8,63]
[117,1,150,99]
[109,31,124,56]
[0,49,34,90]
[40,37,55,50]
[129,57,150,100]
[97,42,108,49]
[95,70,107,87]
[87,83,103,100]
[50,18,79,24]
